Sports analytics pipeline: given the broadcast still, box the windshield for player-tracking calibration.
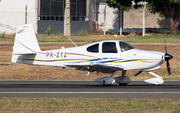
[119,41,136,52]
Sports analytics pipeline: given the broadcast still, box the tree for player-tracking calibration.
[105,0,180,36]
[147,0,180,36]
[105,0,139,36]
[105,0,143,11]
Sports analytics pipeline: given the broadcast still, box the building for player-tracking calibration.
[0,0,168,34]
[0,0,37,34]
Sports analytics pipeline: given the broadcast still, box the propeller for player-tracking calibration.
[164,38,173,79]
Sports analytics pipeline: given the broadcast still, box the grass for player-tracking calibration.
[36,34,180,43]
[0,33,14,42]
[0,32,180,43]
[75,29,87,36]
[0,98,180,112]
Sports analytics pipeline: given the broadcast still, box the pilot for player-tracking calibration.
[120,44,125,52]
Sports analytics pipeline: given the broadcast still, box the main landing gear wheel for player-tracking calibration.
[114,70,131,86]
[119,83,127,86]
[94,70,131,86]
[103,84,112,86]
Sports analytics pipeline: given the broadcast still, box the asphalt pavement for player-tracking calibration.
[0,80,179,98]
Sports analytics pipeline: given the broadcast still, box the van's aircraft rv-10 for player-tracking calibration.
[10,24,173,86]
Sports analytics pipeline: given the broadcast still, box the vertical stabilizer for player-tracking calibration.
[13,24,41,54]
[11,24,41,63]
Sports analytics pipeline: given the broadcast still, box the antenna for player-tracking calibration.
[68,37,77,47]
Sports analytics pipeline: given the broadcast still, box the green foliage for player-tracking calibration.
[145,29,147,33]
[165,29,170,34]
[108,29,111,32]
[105,0,180,16]
[1,32,6,38]
[105,0,180,36]
[75,29,87,36]
[147,0,180,16]
[0,32,7,38]
[105,0,143,10]
[99,28,104,34]
[146,0,180,36]
[45,25,51,36]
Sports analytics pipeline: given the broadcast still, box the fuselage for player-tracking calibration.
[14,40,165,71]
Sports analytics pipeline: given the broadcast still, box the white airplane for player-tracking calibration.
[10,24,173,86]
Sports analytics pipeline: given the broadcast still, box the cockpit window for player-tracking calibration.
[119,41,136,52]
[102,42,117,53]
[87,44,99,53]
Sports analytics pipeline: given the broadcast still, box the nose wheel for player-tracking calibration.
[144,72,164,85]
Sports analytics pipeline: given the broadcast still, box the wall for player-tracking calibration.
[97,4,119,31]
[38,21,90,35]
[0,0,37,34]
[124,8,169,29]
[96,3,169,31]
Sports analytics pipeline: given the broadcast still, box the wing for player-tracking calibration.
[66,62,124,73]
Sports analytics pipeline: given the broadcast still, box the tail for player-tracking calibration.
[11,24,41,63]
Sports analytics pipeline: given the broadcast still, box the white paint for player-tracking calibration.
[12,24,40,56]
[0,0,37,34]
[142,4,146,36]
[148,72,163,79]
[103,5,106,35]
[119,9,123,36]
[145,78,164,85]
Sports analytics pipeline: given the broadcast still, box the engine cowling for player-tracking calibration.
[94,77,115,85]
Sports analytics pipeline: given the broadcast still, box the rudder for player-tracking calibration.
[11,24,41,63]
[12,24,41,54]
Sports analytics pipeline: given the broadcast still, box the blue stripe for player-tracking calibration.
[69,58,121,63]
[101,60,119,63]
[17,29,24,34]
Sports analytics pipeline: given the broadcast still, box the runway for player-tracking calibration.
[0,81,180,98]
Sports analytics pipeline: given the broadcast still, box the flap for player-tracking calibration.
[66,61,124,70]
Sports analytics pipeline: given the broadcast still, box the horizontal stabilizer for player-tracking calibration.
[8,52,38,55]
